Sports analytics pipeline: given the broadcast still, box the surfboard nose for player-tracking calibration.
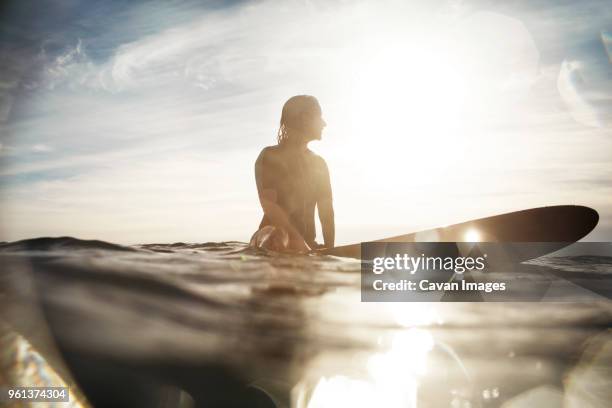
[574,205,599,239]
[551,205,599,242]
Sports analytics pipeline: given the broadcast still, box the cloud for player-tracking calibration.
[558,60,601,127]
[0,150,260,243]
[0,92,14,122]
[42,39,95,90]
[1,0,612,243]
[31,144,54,153]
[89,3,347,92]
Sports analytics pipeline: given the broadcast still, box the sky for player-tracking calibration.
[0,0,611,245]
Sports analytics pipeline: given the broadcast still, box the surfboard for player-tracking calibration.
[321,205,599,260]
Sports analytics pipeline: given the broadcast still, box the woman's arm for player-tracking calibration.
[317,158,335,249]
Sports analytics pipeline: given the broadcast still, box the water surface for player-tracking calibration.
[1,237,611,407]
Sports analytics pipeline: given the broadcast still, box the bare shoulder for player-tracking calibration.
[260,145,279,155]
[256,145,279,163]
[306,149,329,171]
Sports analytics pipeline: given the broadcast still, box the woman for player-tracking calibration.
[250,95,335,253]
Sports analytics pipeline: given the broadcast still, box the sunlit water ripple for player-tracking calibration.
[1,237,611,407]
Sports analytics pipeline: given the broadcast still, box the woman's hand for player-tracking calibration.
[309,242,332,255]
[308,242,323,249]
[288,231,311,254]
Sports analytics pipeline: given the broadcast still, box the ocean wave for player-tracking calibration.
[0,236,138,253]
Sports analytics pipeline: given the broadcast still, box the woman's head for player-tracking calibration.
[277,95,326,145]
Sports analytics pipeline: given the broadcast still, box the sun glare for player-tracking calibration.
[303,330,434,408]
[348,41,468,166]
[325,30,478,195]
[324,11,540,201]
[464,229,481,242]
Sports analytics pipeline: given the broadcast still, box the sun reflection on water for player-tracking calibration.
[300,329,434,408]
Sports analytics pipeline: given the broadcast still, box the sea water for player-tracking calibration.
[0,237,611,408]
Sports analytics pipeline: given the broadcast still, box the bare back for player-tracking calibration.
[255,144,332,248]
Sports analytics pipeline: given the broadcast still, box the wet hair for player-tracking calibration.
[277,95,321,144]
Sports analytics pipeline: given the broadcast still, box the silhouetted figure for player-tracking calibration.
[250,95,334,253]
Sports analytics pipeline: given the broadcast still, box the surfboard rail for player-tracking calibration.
[321,205,599,259]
